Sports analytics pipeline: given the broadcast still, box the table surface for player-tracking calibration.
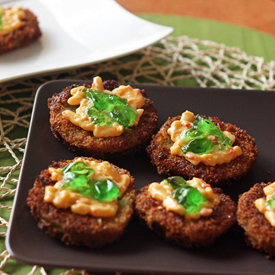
[117,0,275,36]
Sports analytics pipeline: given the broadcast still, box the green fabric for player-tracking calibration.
[139,14,275,62]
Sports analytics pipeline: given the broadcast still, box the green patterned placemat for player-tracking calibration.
[1,33,275,275]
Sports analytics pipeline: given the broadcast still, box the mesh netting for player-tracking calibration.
[0,35,275,275]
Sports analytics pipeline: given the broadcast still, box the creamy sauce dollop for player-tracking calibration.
[0,6,25,35]
[255,182,275,227]
[148,177,220,219]
[44,157,131,218]
[62,76,145,137]
[167,110,242,166]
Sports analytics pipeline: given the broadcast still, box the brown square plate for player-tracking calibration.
[6,80,275,274]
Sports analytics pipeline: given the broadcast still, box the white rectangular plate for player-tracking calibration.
[0,0,173,82]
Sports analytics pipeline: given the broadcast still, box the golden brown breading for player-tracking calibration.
[0,7,42,54]
[135,184,237,247]
[237,182,275,258]
[147,115,258,186]
[27,157,135,248]
[48,80,158,159]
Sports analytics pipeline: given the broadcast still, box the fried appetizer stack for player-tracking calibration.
[48,76,158,159]
[27,157,135,248]
[237,182,275,258]
[147,110,258,186]
[135,176,236,247]
[0,6,42,54]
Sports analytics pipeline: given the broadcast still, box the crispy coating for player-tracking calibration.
[135,184,237,247]
[27,157,135,248]
[0,7,42,54]
[147,115,258,186]
[237,182,275,258]
[48,80,158,159]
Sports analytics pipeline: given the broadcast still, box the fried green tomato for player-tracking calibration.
[27,157,135,248]
[147,115,258,186]
[237,182,275,258]
[135,183,236,248]
[0,7,42,54]
[48,80,158,159]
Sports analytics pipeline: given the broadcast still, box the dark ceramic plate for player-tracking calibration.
[6,80,275,274]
